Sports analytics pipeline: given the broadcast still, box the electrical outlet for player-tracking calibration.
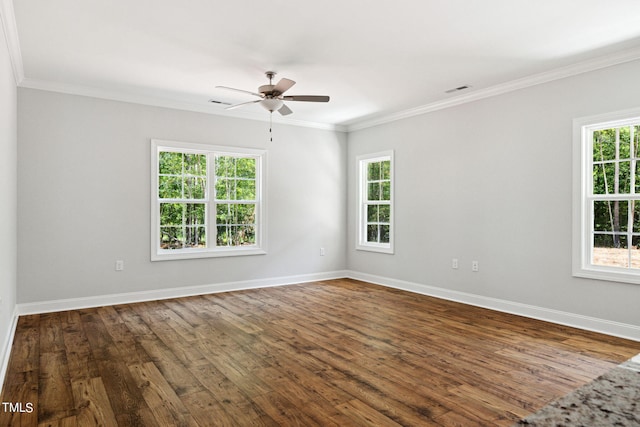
[115,260,124,271]
[452,258,459,269]
[320,247,326,256]
[472,261,479,272]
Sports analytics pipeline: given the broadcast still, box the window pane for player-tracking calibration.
[634,126,640,158]
[215,178,234,200]
[593,234,628,268]
[368,162,381,181]
[592,163,615,195]
[367,225,378,243]
[241,226,256,245]
[593,200,628,232]
[159,203,206,249]
[160,226,184,249]
[618,161,631,194]
[382,160,391,180]
[216,204,230,224]
[592,129,616,162]
[368,182,380,201]
[228,225,255,246]
[159,176,181,199]
[184,226,206,248]
[381,181,391,201]
[217,204,255,225]
[159,152,182,175]
[379,204,391,222]
[380,225,390,243]
[236,204,256,224]
[216,224,255,246]
[215,156,233,178]
[160,203,183,226]
[184,177,206,199]
[184,153,206,176]
[216,225,229,246]
[619,127,631,159]
[367,205,378,222]
[236,179,256,200]
[236,158,256,178]
[185,203,206,226]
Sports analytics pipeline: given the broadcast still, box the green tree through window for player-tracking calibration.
[152,140,265,261]
[357,151,394,253]
[158,151,207,249]
[591,125,640,268]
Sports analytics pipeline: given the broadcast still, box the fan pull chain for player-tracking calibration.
[270,113,273,142]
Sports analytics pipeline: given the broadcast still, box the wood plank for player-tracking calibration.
[71,377,118,426]
[128,362,199,426]
[38,350,75,423]
[178,390,242,427]
[251,391,322,426]
[0,370,38,427]
[38,415,78,427]
[1,279,638,426]
[59,310,100,382]
[80,311,157,425]
[186,362,273,424]
[336,398,403,427]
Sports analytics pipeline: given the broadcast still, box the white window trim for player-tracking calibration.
[151,139,267,261]
[572,108,640,284]
[356,150,394,254]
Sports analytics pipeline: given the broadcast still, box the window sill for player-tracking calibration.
[356,244,394,254]
[151,247,267,261]
[573,266,640,285]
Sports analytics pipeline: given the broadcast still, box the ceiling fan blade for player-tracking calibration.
[278,104,293,116]
[282,95,330,102]
[215,86,263,98]
[225,99,261,110]
[273,78,296,95]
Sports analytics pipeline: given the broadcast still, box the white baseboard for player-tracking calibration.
[346,270,640,342]
[10,268,640,350]
[2,268,639,393]
[16,270,349,316]
[0,306,19,391]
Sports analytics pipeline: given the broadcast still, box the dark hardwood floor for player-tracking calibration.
[1,279,638,426]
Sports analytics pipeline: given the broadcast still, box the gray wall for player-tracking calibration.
[14,59,640,331]
[0,16,18,372]
[17,89,347,303]
[347,59,640,326]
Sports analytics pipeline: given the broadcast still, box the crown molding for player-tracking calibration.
[0,0,24,85]
[346,46,640,132]
[18,77,348,132]
[6,0,640,135]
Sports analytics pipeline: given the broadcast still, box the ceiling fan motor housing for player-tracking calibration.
[259,85,277,96]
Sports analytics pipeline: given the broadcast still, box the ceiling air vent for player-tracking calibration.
[445,85,471,94]
[208,99,231,105]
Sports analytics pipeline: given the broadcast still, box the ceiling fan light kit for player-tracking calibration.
[215,71,330,117]
[260,97,283,112]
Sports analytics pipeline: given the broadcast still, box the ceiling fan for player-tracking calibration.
[215,71,330,116]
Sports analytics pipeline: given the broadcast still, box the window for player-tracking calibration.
[573,110,640,283]
[151,139,266,261]
[357,151,394,253]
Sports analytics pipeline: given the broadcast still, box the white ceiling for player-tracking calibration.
[6,0,640,130]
